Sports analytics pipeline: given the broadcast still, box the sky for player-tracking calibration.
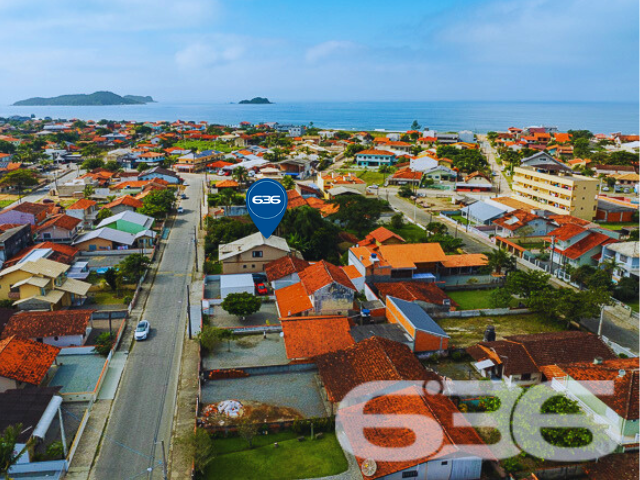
[0,0,638,104]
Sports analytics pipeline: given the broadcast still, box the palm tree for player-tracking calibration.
[600,257,621,279]
[232,167,248,187]
[486,248,514,275]
[1,424,36,479]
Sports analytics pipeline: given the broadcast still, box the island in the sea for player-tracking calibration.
[238,97,273,104]
[12,91,156,106]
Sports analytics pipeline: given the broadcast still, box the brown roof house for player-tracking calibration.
[467,331,617,387]
[2,309,94,347]
[0,335,60,392]
[219,232,294,274]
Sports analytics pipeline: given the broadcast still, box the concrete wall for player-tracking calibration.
[311,283,354,315]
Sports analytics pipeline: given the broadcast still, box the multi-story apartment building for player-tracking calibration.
[512,152,599,220]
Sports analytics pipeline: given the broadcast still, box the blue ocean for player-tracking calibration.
[0,101,637,134]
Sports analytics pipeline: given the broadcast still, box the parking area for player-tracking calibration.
[201,371,327,418]
[202,333,287,370]
[49,353,107,394]
[211,302,280,328]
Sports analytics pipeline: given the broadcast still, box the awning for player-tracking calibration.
[33,395,63,439]
[474,359,496,370]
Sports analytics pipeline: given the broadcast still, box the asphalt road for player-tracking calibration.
[93,174,202,480]
[477,133,513,196]
[380,186,489,254]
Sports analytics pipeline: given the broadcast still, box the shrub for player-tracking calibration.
[94,332,115,356]
[123,296,132,305]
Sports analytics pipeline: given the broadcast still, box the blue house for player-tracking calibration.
[139,167,182,184]
[354,149,397,168]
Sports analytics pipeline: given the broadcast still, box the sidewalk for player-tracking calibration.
[167,199,207,478]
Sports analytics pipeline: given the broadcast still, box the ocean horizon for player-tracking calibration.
[1,100,637,134]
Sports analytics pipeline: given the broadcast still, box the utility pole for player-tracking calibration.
[549,235,556,275]
[186,285,192,340]
[154,441,168,480]
[194,227,199,272]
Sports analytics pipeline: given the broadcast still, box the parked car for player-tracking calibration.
[223,170,231,176]
[183,182,189,186]
[181,193,188,199]
[367,185,379,190]
[248,170,256,177]
[134,320,150,341]
[255,283,268,295]
[177,207,184,214]
[252,273,268,283]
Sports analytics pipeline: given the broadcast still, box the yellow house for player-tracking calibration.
[512,152,599,220]
[0,258,91,310]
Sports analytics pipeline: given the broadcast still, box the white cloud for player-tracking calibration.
[305,40,361,63]
[175,40,245,69]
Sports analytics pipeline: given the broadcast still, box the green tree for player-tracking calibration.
[280,175,295,190]
[0,424,36,478]
[221,292,261,320]
[83,184,95,198]
[344,143,366,158]
[93,332,115,356]
[505,270,550,297]
[398,184,413,198]
[204,216,257,257]
[104,160,122,172]
[177,428,215,475]
[485,249,516,276]
[390,213,404,229]
[104,267,118,291]
[613,276,639,302]
[82,157,105,170]
[197,325,224,353]
[117,253,151,283]
[410,120,421,131]
[279,206,340,261]
[96,208,113,222]
[328,196,387,236]
[572,138,591,158]
[500,150,520,174]
[0,169,38,203]
[488,288,513,308]
[232,166,249,186]
[139,189,176,218]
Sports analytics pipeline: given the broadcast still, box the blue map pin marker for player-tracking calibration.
[246,178,288,238]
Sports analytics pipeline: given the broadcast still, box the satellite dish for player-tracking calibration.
[618,369,626,377]
[361,459,377,477]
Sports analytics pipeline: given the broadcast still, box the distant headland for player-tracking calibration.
[238,97,273,105]
[12,91,156,106]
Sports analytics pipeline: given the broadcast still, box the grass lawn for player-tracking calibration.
[0,200,14,208]
[624,299,639,313]
[450,215,469,226]
[337,169,387,186]
[439,313,565,348]
[387,223,426,243]
[447,289,496,310]
[595,222,638,231]
[203,432,348,480]
[91,287,135,305]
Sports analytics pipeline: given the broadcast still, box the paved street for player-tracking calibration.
[477,133,513,196]
[92,174,202,480]
[5,165,81,209]
[380,186,489,254]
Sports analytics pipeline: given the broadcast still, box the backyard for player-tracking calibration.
[337,168,388,186]
[439,313,565,348]
[595,222,637,231]
[202,432,348,480]
[447,289,519,310]
[387,222,427,243]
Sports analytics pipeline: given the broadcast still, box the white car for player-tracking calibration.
[183,182,189,186]
[134,320,150,341]
[177,207,184,214]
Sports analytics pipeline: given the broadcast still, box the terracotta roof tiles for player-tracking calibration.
[0,335,60,385]
[281,316,355,360]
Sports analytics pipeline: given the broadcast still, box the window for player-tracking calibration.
[243,265,247,269]
[521,373,531,381]
[402,472,418,478]
[54,336,59,341]
[441,461,448,465]
[252,251,263,258]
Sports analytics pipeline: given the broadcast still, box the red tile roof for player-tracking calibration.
[102,195,144,210]
[355,149,396,157]
[584,453,639,480]
[377,243,446,269]
[275,282,312,317]
[493,209,541,231]
[2,310,94,340]
[66,199,97,210]
[375,281,456,307]
[557,358,638,420]
[281,316,355,360]
[338,385,492,479]
[315,336,438,403]
[299,260,356,293]
[0,335,60,385]
[553,232,615,260]
[4,241,78,267]
[391,169,423,180]
[265,255,310,282]
[440,253,488,268]
[35,214,81,233]
[548,223,587,241]
[215,180,239,188]
[548,215,591,227]
[365,227,405,245]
